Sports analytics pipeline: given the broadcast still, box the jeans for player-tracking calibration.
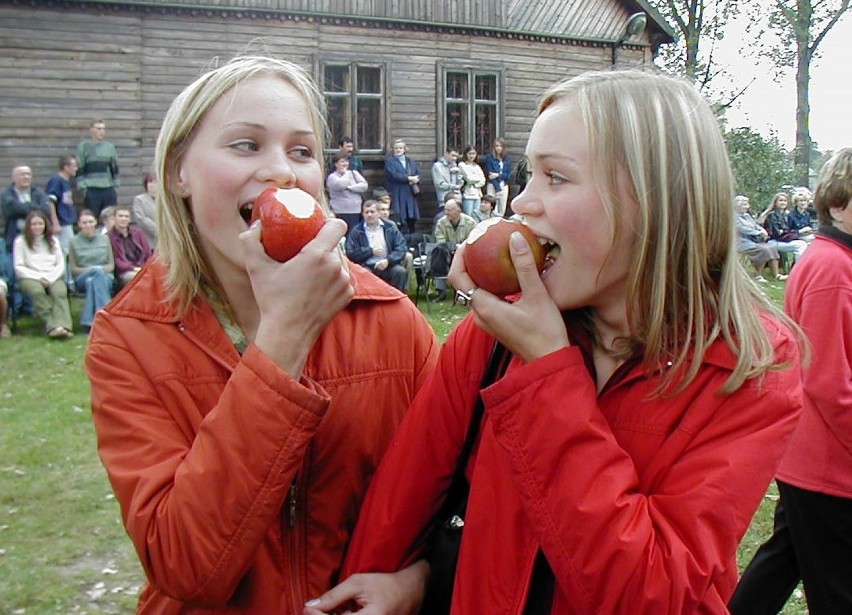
[769,239,808,262]
[74,268,114,327]
[461,198,479,217]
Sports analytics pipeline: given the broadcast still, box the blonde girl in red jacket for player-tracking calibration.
[306,70,806,614]
[86,55,437,614]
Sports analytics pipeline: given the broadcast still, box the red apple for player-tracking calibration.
[250,187,326,262]
[462,218,546,296]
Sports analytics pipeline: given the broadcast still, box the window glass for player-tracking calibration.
[444,70,500,153]
[322,63,384,153]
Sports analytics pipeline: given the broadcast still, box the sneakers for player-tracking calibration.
[775,273,789,281]
[755,276,767,283]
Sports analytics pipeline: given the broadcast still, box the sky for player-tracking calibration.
[712,11,852,153]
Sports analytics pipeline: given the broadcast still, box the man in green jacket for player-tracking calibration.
[76,119,119,219]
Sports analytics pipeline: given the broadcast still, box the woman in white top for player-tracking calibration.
[458,146,486,217]
[13,210,73,338]
[326,152,369,233]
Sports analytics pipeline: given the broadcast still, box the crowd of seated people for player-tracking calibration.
[734,195,788,282]
[735,189,813,280]
[1,163,156,338]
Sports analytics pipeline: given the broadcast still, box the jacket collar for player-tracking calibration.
[818,224,852,251]
[106,256,406,326]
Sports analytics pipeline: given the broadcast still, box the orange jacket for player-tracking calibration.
[344,313,803,614]
[87,259,438,614]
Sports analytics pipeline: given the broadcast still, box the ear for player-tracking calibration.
[173,166,191,198]
[829,206,844,223]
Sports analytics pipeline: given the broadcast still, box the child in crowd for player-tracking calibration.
[86,55,437,613]
[307,69,806,615]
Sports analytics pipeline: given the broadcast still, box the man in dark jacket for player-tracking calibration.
[2,165,53,314]
[345,199,409,292]
[2,165,53,254]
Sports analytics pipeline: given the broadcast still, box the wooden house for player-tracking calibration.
[0,0,674,219]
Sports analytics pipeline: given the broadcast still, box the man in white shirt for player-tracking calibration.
[345,200,410,292]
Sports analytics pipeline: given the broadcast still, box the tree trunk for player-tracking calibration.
[793,0,813,187]
[794,37,812,186]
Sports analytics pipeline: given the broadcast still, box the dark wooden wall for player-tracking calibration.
[0,2,645,217]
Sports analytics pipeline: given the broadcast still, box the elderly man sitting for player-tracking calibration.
[345,199,410,292]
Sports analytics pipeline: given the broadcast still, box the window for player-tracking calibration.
[444,70,500,154]
[322,63,384,153]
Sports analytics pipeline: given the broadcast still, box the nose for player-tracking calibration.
[257,148,297,187]
[509,185,540,218]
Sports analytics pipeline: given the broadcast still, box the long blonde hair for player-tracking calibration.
[539,69,801,394]
[154,55,330,316]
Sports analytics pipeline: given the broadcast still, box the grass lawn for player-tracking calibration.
[0,279,807,613]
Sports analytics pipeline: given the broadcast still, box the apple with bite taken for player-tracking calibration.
[250,187,326,262]
[462,218,546,297]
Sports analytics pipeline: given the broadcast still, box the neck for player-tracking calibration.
[214,264,261,342]
[59,171,71,180]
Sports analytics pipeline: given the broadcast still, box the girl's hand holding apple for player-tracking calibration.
[449,230,569,364]
[240,214,353,378]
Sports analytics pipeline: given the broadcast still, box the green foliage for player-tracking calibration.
[725,126,794,207]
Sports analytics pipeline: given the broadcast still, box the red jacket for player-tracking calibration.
[343,314,803,614]
[778,230,852,497]
[86,259,438,614]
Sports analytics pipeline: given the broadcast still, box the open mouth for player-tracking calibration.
[239,202,254,225]
[538,237,560,273]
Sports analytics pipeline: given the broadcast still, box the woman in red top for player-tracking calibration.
[307,70,806,614]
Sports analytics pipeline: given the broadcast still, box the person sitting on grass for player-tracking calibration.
[345,199,410,292]
[108,204,153,288]
[69,209,114,332]
[13,210,73,339]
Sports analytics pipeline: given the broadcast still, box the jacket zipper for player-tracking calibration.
[288,482,298,527]
[287,451,311,613]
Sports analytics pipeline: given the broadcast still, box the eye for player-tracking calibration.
[545,171,567,186]
[288,146,314,159]
[229,140,258,153]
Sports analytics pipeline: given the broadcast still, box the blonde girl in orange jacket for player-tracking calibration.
[86,55,437,614]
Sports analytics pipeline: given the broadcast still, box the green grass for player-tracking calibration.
[0,279,805,613]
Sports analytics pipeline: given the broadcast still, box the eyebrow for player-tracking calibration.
[222,121,315,137]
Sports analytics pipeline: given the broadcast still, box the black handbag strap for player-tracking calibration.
[439,341,508,520]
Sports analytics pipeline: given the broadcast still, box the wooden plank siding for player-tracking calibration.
[0,1,651,219]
